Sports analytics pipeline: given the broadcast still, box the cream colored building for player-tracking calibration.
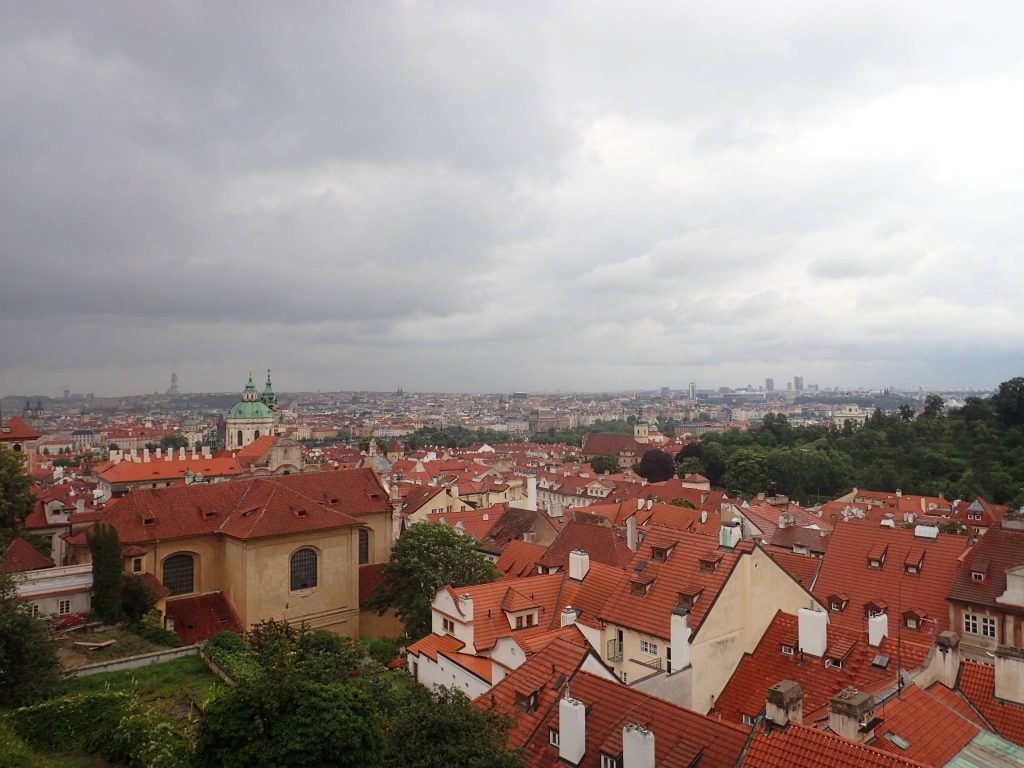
[225,372,276,451]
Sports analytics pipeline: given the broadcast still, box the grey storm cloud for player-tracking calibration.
[3,0,1024,396]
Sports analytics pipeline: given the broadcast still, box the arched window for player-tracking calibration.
[358,529,370,565]
[236,430,243,446]
[12,443,21,453]
[291,548,317,590]
[254,430,260,439]
[163,553,195,595]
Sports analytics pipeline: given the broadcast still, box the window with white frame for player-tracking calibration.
[781,644,794,655]
[964,614,979,634]
[639,639,659,656]
[30,604,41,618]
[742,713,756,726]
[972,571,985,582]
[619,670,628,684]
[982,617,997,638]
[58,600,71,615]
[548,728,559,747]
[442,617,455,635]
[600,754,619,768]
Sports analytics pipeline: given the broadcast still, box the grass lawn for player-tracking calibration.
[61,655,226,726]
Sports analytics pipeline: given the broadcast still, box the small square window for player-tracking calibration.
[442,617,455,634]
[742,713,756,726]
[972,572,985,582]
[781,644,794,656]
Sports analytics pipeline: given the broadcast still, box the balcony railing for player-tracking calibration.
[633,656,663,672]
[606,639,623,662]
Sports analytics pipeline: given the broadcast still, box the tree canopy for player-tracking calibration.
[87,522,123,624]
[0,571,61,707]
[588,454,619,475]
[367,523,498,637]
[635,449,675,482]
[0,445,34,531]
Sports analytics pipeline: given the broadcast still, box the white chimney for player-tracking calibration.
[527,475,537,511]
[646,499,652,511]
[622,724,655,768]
[75,498,85,514]
[933,631,961,689]
[560,606,577,627]
[828,688,876,744]
[202,445,211,457]
[670,607,691,672]
[559,696,586,765]
[155,447,162,458]
[626,515,638,551]
[868,613,888,647]
[458,593,474,621]
[719,520,741,549]
[143,448,150,463]
[700,510,708,525]
[568,550,590,581]
[995,646,1024,705]
[798,607,827,657]
[165,450,173,461]
[637,498,644,511]
[178,447,186,460]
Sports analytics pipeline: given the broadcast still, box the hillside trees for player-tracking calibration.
[0,571,60,707]
[86,522,123,624]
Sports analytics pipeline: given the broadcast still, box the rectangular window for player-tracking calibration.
[964,614,979,634]
[982,617,997,638]
[442,617,455,634]
[548,728,559,747]
[132,558,142,573]
[619,670,628,684]
[781,645,794,655]
[58,600,71,615]
[30,604,41,618]
[972,572,985,582]
[516,615,524,629]
[742,714,756,726]
[639,639,659,656]
[600,755,619,768]
[831,601,843,611]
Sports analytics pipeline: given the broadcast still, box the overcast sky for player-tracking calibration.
[3,2,1024,397]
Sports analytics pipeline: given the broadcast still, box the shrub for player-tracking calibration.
[127,619,181,648]
[206,631,246,654]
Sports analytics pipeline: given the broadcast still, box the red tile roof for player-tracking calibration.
[765,549,822,590]
[92,455,243,484]
[742,721,930,768]
[870,684,980,766]
[947,523,1024,611]
[581,434,639,456]
[522,670,750,768]
[958,660,1024,746]
[95,469,389,544]
[407,632,465,662]
[536,520,633,571]
[0,537,53,572]
[812,523,968,636]
[0,416,41,441]
[715,611,932,725]
[165,591,243,644]
[496,540,547,579]
[598,525,748,640]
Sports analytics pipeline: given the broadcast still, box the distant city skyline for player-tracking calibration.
[3,3,1024,396]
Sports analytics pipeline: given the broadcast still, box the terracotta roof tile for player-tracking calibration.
[0,537,53,572]
[496,540,547,579]
[536,521,632,571]
[165,591,243,644]
[947,524,1024,611]
[958,659,1024,746]
[742,721,930,768]
[870,684,979,765]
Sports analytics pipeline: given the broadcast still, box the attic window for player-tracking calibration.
[867,544,888,569]
[865,601,887,618]
[904,563,919,575]
[631,580,653,597]
[698,556,720,574]
[142,517,155,526]
[781,644,794,656]
[872,654,890,669]
[677,590,701,610]
[825,657,844,670]
[295,509,307,518]
[828,594,849,612]
[884,733,911,751]
[514,690,538,714]
[651,546,668,563]
[972,571,985,582]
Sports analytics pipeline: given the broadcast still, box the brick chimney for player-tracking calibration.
[765,680,803,726]
[828,688,876,744]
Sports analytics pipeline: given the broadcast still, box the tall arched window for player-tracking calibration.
[236,430,243,446]
[358,529,370,565]
[291,548,317,590]
[254,430,260,439]
[163,553,195,595]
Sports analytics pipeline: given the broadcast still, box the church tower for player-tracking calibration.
[225,371,275,451]
[260,369,278,412]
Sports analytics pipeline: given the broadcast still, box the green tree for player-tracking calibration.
[724,448,770,498]
[86,522,123,624]
[383,685,521,768]
[121,573,156,623]
[159,433,189,451]
[676,456,703,476]
[588,455,619,475]
[635,449,675,482]
[923,394,945,418]
[993,377,1024,426]
[700,442,728,485]
[195,676,382,768]
[0,571,60,707]
[0,445,34,531]
[367,523,498,637]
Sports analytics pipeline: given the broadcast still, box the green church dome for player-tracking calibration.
[227,400,273,420]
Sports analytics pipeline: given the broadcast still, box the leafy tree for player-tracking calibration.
[383,685,521,768]
[86,522,123,624]
[160,433,189,451]
[923,394,945,418]
[724,448,770,498]
[121,573,156,623]
[676,456,703,476]
[700,442,728,485]
[0,571,60,707]
[195,676,382,768]
[0,445,34,531]
[367,523,498,637]
[669,498,696,509]
[635,449,675,482]
[676,441,703,461]
[588,455,619,475]
[897,404,915,422]
[993,377,1024,426]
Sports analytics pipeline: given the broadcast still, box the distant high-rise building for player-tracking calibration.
[167,368,179,396]
[688,382,697,400]
[765,378,775,392]
[794,375,804,392]
[660,386,670,397]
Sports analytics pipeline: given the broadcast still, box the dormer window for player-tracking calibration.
[514,689,538,713]
[867,544,888,569]
[865,600,887,618]
[781,644,795,656]
[651,546,667,563]
[442,617,455,634]
[903,611,922,630]
[630,577,654,596]
[677,589,701,610]
[828,594,849,612]
[698,554,721,574]
[825,657,844,670]
[972,571,985,582]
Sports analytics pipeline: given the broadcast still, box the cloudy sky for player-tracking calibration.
[3,1,1024,396]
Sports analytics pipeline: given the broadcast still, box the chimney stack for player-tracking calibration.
[559,696,586,765]
[458,593,474,621]
[568,550,590,581]
[932,631,961,689]
[868,613,888,647]
[765,680,803,726]
[798,607,827,657]
[828,688,876,744]
[719,520,741,549]
[670,607,691,672]
[626,515,638,551]
[622,723,655,768]
[560,606,577,628]
[995,646,1024,705]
